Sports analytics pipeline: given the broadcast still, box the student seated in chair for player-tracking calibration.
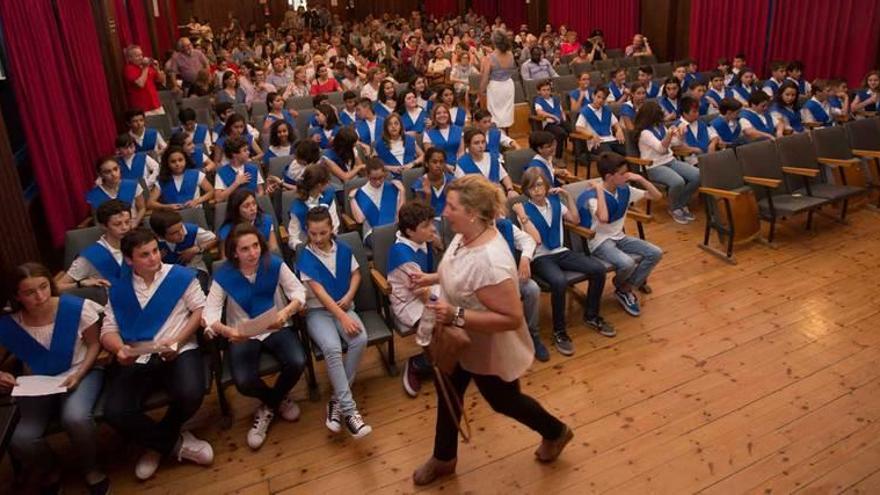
[620,82,647,131]
[115,133,159,189]
[126,108,167,154]
[579,153,663,317]
[569,71,594,113]
[374,113,424,180]
[338,90,359,127]
[575,85,627,155]
[710,98,745,147]
[520,168,616,354]
[533,79,571,159]
[412,147,456,228]
[218,188,279,257]
[295,208,372,439]
[204,224,308,450]
[1,263,111,495]
[321,127,367,184]
[770,81,805,134]
[762,61,788,97]
[169,131,216,173]
[636,66,661,99]
[287,164,340,251]
[785,60,811,96]
[349,158,405,246]
[149,209,217,292]
[456,128,518,199]
[740,91,782,141]
[262,120,296,171]
[706,71,733,114]
[658,77,682,122]
[423,103,465,166]
[150,146,214,212]
[801,79,840,128]
[214,136,266,201]
[175,107,212,152]
[57,199,132,292]
[213,114,264,166]
[684,78,712,116]
[87,155,145,226]
[308,103,341,150]
[100,229,213,481]
[354,96,385,151]
[851,70,879,116]
[674,96,721,165]
[525,130,573,187]
[473,109,519,155]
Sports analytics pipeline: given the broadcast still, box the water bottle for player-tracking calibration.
[416,295,438,347]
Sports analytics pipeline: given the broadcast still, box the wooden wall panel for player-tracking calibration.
[640,0,690,62]
[177,0,290,32]
[352,0,419,20]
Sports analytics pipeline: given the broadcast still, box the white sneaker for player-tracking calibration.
[325,400,342,433]
[247,404,275,450]
[345,412,373,439]
[135,450,162,480]
[278,395,301,422]
[175,431,214,465]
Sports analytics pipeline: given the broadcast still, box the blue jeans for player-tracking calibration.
[228,327,307,409]
[531,250,607,334]
[520,278,541,338]
[592,236,663,291]
[306,308,368,415]
[10,368,104,477]
[647,159,701,211]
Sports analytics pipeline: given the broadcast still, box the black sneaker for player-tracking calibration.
[584,315,617,337]
[553,332,575,356]
[325,400,342,433]
[345,412,373,439]
[87,476,111,495]
[402,356,422,398]
[533,335,551,362]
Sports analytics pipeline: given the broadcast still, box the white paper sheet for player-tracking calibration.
[12,375,68,397]
[128,341,173,356]
[237,310,279,337]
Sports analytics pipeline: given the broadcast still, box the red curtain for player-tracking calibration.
[766,0,880,87]
[0,0,115,245]
[425,0,458,19]
[113,0,134,49]
[470,0,527,31]
[471,0,498,22]
[127,0,154,57]
[547,0,639,48]
[689,0,770,73]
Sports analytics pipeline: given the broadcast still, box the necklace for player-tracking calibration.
[454,225,489,256]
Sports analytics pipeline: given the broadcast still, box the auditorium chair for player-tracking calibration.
[812,126,872,210]
[845,117,880,208]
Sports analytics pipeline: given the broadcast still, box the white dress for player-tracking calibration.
[486,53,516,128]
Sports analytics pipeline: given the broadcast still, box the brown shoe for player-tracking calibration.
[534,424,574,463]
[412,457,457,486]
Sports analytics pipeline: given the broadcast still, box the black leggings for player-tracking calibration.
[433,365,565,461]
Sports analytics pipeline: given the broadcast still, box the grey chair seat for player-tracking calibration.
[796,183,864,201]
[310,309,392,360]
[758,194,827,217]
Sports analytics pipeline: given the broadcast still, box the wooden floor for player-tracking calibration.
[5,179,880,494]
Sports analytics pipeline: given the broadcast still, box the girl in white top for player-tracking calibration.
[150,146,214,212]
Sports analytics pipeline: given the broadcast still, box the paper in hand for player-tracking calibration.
[128,340,174,356]
[237,309,279,337]
[12,375,68,397]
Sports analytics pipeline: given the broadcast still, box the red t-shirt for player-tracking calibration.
[310,78,341,96]
[124,63,161,112]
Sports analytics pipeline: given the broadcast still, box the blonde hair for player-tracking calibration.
[447,175,506,224]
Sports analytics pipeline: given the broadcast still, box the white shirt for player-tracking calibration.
[353,181,402,238]
[510,222,537,260]
[204,263,306,341]
[389,138,406,164]
[268,145,292,159]
[66,236,122,281]
[360,83,379,101]
[121,153,160,189]
[762,78,785,97]
[363,118,379,142]
[163,225,215,272]
[534,97,561,126]
[286,196,340,250]
[101,264,206,363]
[213,163,266,189]
[586,184,646,251]
[299,242,360,309]
[529,198,569,258]
[387,233,435,331]
[675,119,718,165]
[95,180,144,218]
[130,129,166,153]
[638,129,675,167]
[453,153,509,181]
[576,105,619,142]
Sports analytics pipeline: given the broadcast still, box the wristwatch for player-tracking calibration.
[452,306,466,327]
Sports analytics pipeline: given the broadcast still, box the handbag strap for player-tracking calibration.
[433,365,472,443]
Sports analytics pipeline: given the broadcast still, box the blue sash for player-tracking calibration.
[707,87,731,105]
[159,223,199,264]
[711,117,742,144]
[857,89,877,112]
[644,82,660,99]
[683,121,711,152]
[387,241,433,274]
[339,109,358,126]
[80,243,122,280]
[524,195,562,250]
[159,169,200,204]
[525,157,560,187]
[214,254,284,318]
[192,124,209,145]
[264,110,297,128]
[86,179,137,209]
[217,163,259,191]
[486,128,502,154]
[450,107,466,127]
[355,117,384,144]
[608,82,625,101]
[763,79,782,96]
[296,241,353,301]
[534,97,563,123]
[731,85,752,102]
[683,73,696,91]
[135,128,159,153]
[412,173,454,215]
[649,125,667,141]
[828,96,843,110]
[374,101,393,119]
[456,153,501,183]
[0,295,84,375]
[375,136,417,171]
[620,102,636,121]
[321,148,351,172]
[218,213,274,241]
[580,105,613,136]
[427,126,463,164]
[213,121,225,139]
[118,153,147,182]
[355,182,399,228]
[495,218,516,256]
[804,99,833,126]
[699,97,711,116]
[290,188,335,227]
[309,125,340,149]
[577,186,631,228]
[263,144,293,167]
[741,109,775,134]
[772,104,804,132]
[569,88,593,105]
[108,265,196,342]
[402,109,427,133]
[191,148,206,169]
[659,96,679,116]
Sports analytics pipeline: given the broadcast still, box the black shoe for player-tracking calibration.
[584,315,617,337]
[553,332,575,356]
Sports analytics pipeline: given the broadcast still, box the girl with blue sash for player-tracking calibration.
[400,89,428,135]
[474,108,520,153]
[374,79,398,119]
[620,83,647,131]
[412,148,455,221]
[519,168,614,350]
[674,97,720,165]
[606,68,629,102]
[730,68,757,106]
[287,164,340,251]
[423,103,464,166]
[87,155,144,225]
[740,91,781,141]
[261,92,298,137]
[176,107,212,151]
[262,120,295,170]
[770,81,805,134]
[659,77,682,121]
[525,130,573,187]
[218,188,279,257]
[801,80,839,128]
[455,128,517,198]
[215,135,265,201]
[125,108,166,154]
[115,133,159,189]
[295,208,372,438]
[569,72,594,113]
[308,104,341,150]
[349,158,404,245]
[828,80,851,118]
[375,114,424,179]
[533,79,571,159]
[205,224,308,450]
[1,263,109,494]
[150,146,214,212]
[711,98,745,146]
[212,114,263,166]
[852,71,880,116]
[436,85,468,127]
[321,127,367,185]
[58,199,132,292]
[168,131,217,173]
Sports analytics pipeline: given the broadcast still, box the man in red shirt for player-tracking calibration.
[124,45,166,115]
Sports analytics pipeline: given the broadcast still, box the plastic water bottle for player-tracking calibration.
[416,295,439,346]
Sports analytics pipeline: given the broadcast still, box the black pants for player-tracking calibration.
[227,328,307,409]
[433,365,565,461]
[544,122,573,159]
[104,350,205,455]
[531,250,607,333]
[597,141,627,156]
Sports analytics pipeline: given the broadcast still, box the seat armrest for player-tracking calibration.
[816,157,860,167]
[743,176,782,188]
[564,221,595,239]
[370,268,391,296]
[699,187,741,200]
[781,166,821,177]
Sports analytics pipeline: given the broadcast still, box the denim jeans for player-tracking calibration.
[10,368,104,477]
[531,250,607,334]
[520,278,541,338]
[306,308,368,415]
[647,159,701,211]
[592,236,663,291]
[228,327,307,409]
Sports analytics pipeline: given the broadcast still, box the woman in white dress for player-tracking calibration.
[479,31,517,129]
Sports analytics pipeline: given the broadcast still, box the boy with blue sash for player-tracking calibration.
[338,90,360,127]
[296,208,372,438]
[524,130,573,187]
[605,68,629,103]
[354,97,384,151]
[801,80,840,128]
[474,109,519,154]
[762,62,788,97]
[569,72,594,113]
[126,108,166,154]
[674,96,721,165]
[575,85,627,155]
[100,229,212,481]
[786,61,812,96]
[637,66,662,99]
[412,148,456,225]
[740,91,781,141]
[176,107,212,151]
[706,71,733,114]
[115,133,160,189]
[87,155,145,225]
[533,79,572,159]
[349,158,404,245]
[205,224,308,450]
[685,79,712,116]
[1,262,110,494]
[287,164,340,251]
[710,98,745,147]
[58,199,132,293]
[214,135,265,201]
[580,153,663,317]
[149,210,217,292]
